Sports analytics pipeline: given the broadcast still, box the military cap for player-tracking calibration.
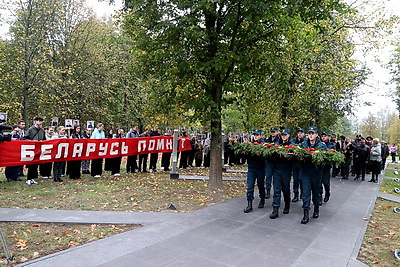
[321,131,329,136]
[281,129,291,135]
[308,126,318,133]
[252,129,263,135]
[270,127,278,132]
[297,128,304,133]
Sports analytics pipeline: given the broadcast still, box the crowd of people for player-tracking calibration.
[3,117,214,185]
[232,126,393,225]
[2,117,394,225]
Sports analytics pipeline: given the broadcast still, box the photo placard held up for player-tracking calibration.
[0,112,7,123]
[86,121,94,130]
[51,117,58,127]
[65,119,73,129]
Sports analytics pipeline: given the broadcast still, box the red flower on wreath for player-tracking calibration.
[274,145,280,147]
[266,144,272,147]
[254,142,259,145]
[284,145,290,149]
[305,148,315,152]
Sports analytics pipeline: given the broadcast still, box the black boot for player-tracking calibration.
[313,205,320,218]
[291,192,299,202]
[258,198,265,209]
[368,175,374,183]
[323,188,330,203]
[283,202,290,214]
[301,209,309,224]
[374,175,378,183]
[270,207,279,219]
[265,189,271,199]
[244,200,253,213]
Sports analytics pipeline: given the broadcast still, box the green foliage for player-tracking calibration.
[232,142,344,165]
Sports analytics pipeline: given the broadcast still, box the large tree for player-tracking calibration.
[120,0,353,188]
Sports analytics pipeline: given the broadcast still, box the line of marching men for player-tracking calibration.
[243,126,338,225]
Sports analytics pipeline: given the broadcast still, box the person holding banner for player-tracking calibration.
[25,116,46,185]
[69,125,83,179]
[90,123,105,178]
[52,126,68,182]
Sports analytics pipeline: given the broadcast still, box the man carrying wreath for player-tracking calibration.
[300,126,327,224]
[243,129,266,213]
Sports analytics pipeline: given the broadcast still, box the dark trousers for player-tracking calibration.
[53,161,66,180]
[264,160,273,190]
[91,159,103,176]
[179,151,189,168]
[320,165,331,196]
[5,166,20,181]
[246,166,266,201]
[111,157,122,174]
[292,164,302,194]
[40,162,52,177]
[381,157,387,170]
[195,157,202,167]
[68,160,81,179]
[204,152,210,167]
[301,165,323,210]
[27,164,39,180]
[149,153,158,170]
[355,160,367,179]
[341,157,351,178]
[161,152,171,170]
[139,154,148,172]
[126,155,137,173]
[188,150,195,167]
[391,153,396,162]
[272,167,292,207]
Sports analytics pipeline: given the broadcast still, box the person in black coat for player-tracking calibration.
[69,125,82,179]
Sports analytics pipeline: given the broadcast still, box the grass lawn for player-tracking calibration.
[380,178,400,197]
[357,198,400,266]
[0,164,247,265]
[0,222,140,266]
[0,167,247,212]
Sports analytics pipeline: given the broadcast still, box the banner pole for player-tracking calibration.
[170,129,179,179]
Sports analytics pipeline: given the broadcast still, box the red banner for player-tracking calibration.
[0,136,191,167]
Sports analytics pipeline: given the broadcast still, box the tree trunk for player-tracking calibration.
[208,81,224,190]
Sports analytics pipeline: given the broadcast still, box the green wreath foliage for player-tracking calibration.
[232,142,345,166]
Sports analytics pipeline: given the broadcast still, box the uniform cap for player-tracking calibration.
[321,131,329,136]
[308,126,318,133]
[281,129,291,135]
[252,129,263,135]
[297,128,304,133]
[270,127,278,132]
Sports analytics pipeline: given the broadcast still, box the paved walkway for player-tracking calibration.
[1,170,399,266]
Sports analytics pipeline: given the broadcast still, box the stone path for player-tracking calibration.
[0,169,399,266]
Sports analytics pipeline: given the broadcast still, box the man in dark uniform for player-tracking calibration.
[244,129,266,213]
[353,139,370,181]
[300,126,327,224]
[264,127,281,199]
[290,128,304,202]
[320,131,335,203]
[270,129,293,219]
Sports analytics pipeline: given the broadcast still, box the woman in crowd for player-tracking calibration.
[69,125,83,179]
[390,143,397,163]
[52,126,67,182]
[40,126,54,179]
[110,129,123,176]
[91,123,105,178]
[369,138,382,183]
[81,128,92,174]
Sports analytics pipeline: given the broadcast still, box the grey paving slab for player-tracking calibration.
[179,175,246,181]
[377,192,400,203]
[13,172,381,267]
[0,208,185,224]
